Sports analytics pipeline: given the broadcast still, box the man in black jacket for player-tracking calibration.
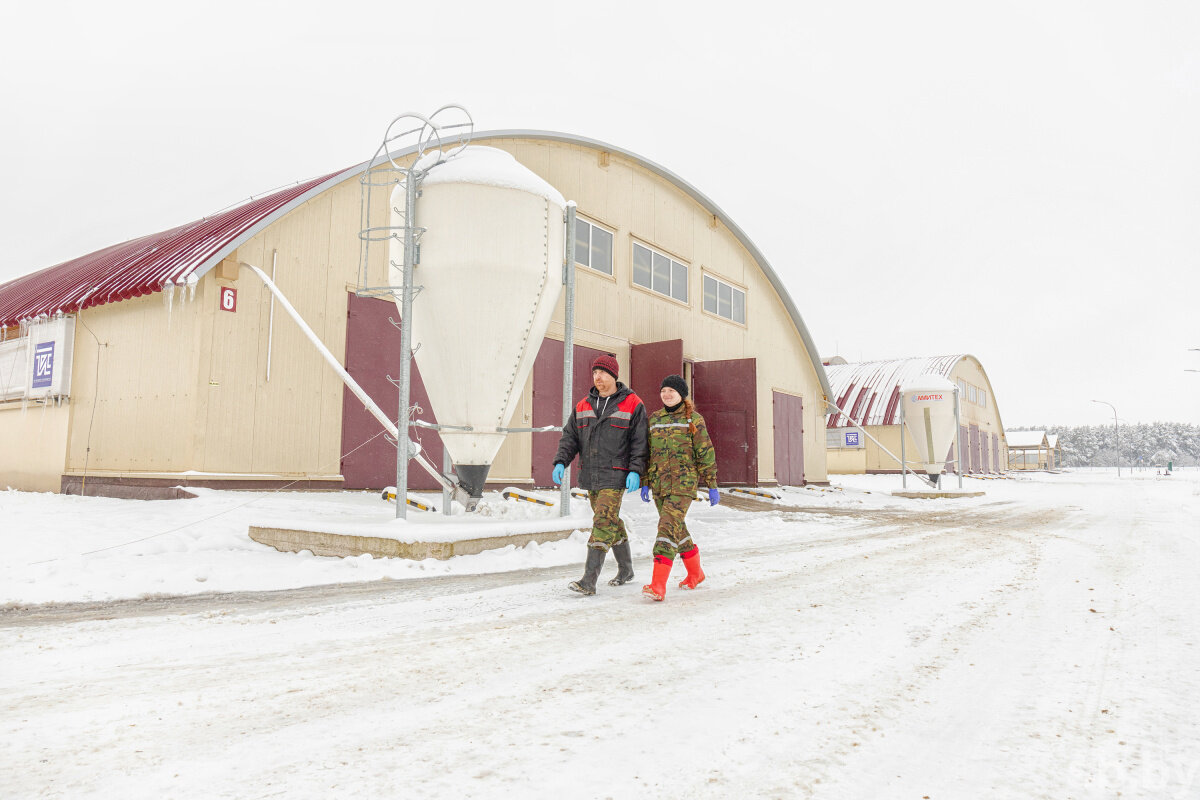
[552,353,649,595]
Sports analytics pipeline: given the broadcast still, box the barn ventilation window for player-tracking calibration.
[575,218,613,275]
[632,242,687,302]
[702,274,746,324]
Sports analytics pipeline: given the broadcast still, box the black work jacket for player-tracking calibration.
[553,383,649,490]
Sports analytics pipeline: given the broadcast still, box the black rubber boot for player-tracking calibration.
[569,548,607,595]
[608,540,635,586]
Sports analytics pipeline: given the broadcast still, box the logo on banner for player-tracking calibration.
[912,393,944,402]
[32,341,55,389]
[844,431,860,447]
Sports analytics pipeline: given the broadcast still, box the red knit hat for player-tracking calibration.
[591,353,619,379]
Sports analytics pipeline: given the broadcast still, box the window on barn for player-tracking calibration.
[632,242,687,302]
[702,273,746,324]
[575,218,613,276]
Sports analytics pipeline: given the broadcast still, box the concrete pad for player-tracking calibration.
[890,490,986,499]
[249,524,585,560]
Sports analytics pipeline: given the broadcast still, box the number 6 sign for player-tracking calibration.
[219,287,237,312]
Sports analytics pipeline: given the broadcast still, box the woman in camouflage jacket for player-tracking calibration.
[640,374,719,601]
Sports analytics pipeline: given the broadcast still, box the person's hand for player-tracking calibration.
[625,471,640,493]
[708,488,720,506]
[640,486,650,503]
[552,464,565,485]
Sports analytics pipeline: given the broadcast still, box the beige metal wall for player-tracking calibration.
[0,401,70,491]
[482,137,828,485]
[61,296,205,480]
[58,185,370,485]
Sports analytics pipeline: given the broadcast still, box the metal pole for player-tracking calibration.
[560,203,577,516]
[442,448,452,516]
[396,172,419,520]
[1091,399,1120,478]
[900,398,907,489]
[954,387,963,489]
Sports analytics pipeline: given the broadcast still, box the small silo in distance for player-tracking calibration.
[390,146,566,499]
[899,374,958,484]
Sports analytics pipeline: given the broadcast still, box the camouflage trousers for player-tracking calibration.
[651,493,696,559]
[587,489,629,550]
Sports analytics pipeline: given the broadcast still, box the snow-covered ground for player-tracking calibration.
[3,470,1198,798]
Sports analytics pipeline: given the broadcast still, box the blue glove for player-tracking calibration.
[625,471,640,493]
[640,486,650,503]
[551,463,565,485]
[708,488,720,506]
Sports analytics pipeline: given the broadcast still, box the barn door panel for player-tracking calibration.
[530,339,611,488]
[969,424,981,473]
[340,293,444,490]
[772,391,804,486]
[693,358,758,486]
[630,339,683,414]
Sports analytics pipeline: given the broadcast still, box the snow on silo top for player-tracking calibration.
[421,146,566,208]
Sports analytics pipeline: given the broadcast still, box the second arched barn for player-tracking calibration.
[824,354,1008,475]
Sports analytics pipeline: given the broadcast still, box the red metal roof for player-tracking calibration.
[0,170,346,327]
[825,355,966,427]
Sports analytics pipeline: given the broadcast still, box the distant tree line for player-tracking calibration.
[1009,422,1200,468]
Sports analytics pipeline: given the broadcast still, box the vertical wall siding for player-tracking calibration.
[203,188,359,479]
[63,292,203,475]
[0,403,70,491]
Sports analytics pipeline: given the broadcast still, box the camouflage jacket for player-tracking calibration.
[645,405,718,495]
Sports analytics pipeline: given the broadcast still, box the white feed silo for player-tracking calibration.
[390,146,566,499]
[898,374,958,484]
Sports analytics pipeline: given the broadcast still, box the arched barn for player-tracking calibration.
[824,355,1008,475]
[0,131,833,496]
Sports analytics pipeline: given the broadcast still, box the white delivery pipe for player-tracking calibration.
[238,262,472,509]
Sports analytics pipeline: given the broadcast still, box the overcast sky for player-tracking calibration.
[3,0,1198,427]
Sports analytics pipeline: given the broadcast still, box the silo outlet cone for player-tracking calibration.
[454,464,492,499]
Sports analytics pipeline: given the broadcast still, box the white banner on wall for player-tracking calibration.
[0,317,76,402]
[826,427,866,449]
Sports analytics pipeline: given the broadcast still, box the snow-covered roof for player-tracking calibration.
[1005,430,1048,448]
[1046,434,1059,448]
[825,355,966,427]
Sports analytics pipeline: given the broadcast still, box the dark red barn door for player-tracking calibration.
[530,339,611,488]
[772,391,804,486]
[959,425,969,474]
[340,294,444,490]
[969,424,981,473]
[630,339,683,415]
[693,358,757,486]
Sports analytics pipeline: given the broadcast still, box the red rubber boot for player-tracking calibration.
[642,556,673,601]
[678,546,705,590]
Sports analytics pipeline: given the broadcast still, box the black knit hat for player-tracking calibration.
[660,374,689,399]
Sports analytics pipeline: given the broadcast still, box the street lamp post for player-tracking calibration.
[1091,399,1120,477]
